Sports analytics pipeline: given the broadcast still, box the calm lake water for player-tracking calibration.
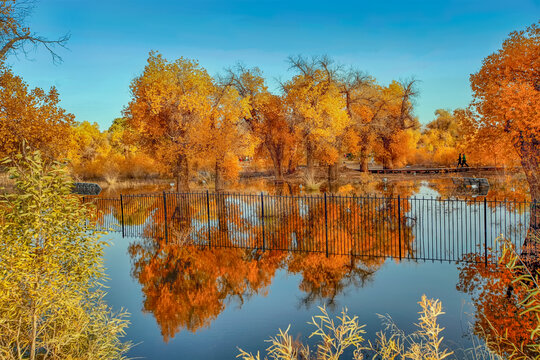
[103,230,478,359]
[94,179,535,359]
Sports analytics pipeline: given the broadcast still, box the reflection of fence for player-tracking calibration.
[82,192,538,264]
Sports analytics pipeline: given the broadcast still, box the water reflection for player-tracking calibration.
[457,253,538,358]
[93,173,531,200]
[117,191,417,259]
[84,180,536,346]
[287,253,377,307]
[128,234,392,342]
[121,190,419,342]
[88,187,533,263]
[128,243,284,342]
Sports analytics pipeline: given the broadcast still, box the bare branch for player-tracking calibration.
[0,0,70,63]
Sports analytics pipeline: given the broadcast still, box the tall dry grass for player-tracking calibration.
[237,295,453,360]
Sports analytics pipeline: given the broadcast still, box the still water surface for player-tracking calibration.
[97,181,532,359]
[103,232,478,359]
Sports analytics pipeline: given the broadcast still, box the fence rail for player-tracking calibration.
[82,192,538,264]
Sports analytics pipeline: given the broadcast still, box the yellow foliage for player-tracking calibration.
[284,57,352,172]
[238,295,452,360]
[337,184,355,194]
[0,66,74,160]
[0,151,131,359]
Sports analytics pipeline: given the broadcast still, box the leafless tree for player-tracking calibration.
[0,0,69,63]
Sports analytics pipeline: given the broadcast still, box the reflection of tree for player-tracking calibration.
[287,254,377,307]
[129,238,285,341]
[124,193,420,342]
[90,191,417,262]
[282,192,415,307]
[427,177,538,268]
[457,253,539,358]
[258,193,415,260]
[113,196,159,226]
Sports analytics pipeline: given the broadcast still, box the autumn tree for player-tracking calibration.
[0,66,74,160]
[337,70,380,172]
[0,0,69,62]
[337,76,420,171]
[372,80,421,169]
[68,120,124,181]
[417,109,462,165]
[464,22,540,200]
[125,52,214,191]
[0,151,131,359]
[69,121,110,164]
[225,65,299,182]
[199,82,251,192]
[108,117,136,157]
[457,246,540,359]
[284,56,352,181]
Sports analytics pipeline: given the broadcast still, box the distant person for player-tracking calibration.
[457,153,462,168]
[461,153,469,167]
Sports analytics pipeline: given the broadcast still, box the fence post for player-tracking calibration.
[261,192,266,251]
[398,195,402,261]
[484,197,488,266]
[120,194,125,238]
[206,190,211,249]
[324,192,329,257]
[163,191,168,243]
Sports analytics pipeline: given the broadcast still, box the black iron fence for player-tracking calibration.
[82,192,538,264]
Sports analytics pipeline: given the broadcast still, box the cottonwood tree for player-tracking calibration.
[462,22,540,270]
[0,67,74,159]
[465,22,540,200]
[417,109,463,165]
[337,70,379,172]
[0,0,69,62]
[225,65,299,182]
[372,79,421,169]
[284,56,351,180]
[199,83,251,192]
[126,52,213,192]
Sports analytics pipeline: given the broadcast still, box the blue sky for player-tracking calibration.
[7,0,540,130]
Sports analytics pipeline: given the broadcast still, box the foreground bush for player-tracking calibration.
[0,151,131,359]
[483,236,540,359]
[237,295,452,360]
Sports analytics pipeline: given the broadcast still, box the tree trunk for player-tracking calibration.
[359,156,369,172]
[30,310,37,360]
[516,138,540,201]
[306,139,314,178]
[216,192,228,234]
[515,137,540,272]
[383,157,394,170]
[287,157,296,175]
[328,162,339,182]
[328,162,339,193]
[173,154,191,228]
[267,141,286,181]
[271,150,284,182]
[175,154,190,192]
[215,160,224,192]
